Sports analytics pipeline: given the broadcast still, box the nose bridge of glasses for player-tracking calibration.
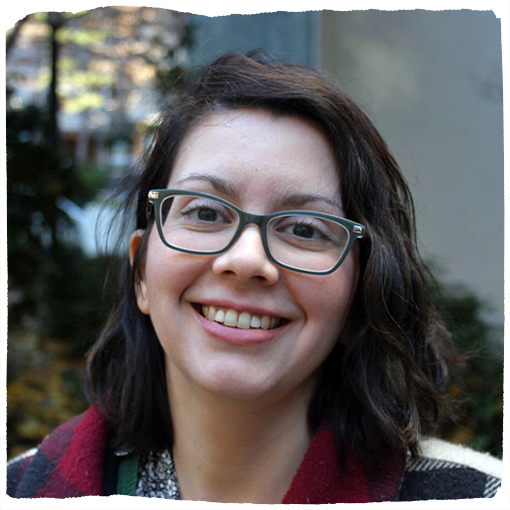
[231,210,269,250]
[238,210,267,230]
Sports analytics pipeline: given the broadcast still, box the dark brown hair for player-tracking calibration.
[86,51,452,460]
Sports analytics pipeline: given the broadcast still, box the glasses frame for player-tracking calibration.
[147,189,365,275]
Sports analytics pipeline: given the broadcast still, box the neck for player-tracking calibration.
[167,366,315,504]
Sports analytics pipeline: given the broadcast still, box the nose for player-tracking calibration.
[211,226,279,285]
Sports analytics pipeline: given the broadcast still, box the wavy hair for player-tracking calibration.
[86,51,452,460]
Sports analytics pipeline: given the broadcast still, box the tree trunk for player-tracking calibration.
[47,12,64,151]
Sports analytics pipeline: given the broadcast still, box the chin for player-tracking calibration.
[184,361,284,402]
[203,376,274,401]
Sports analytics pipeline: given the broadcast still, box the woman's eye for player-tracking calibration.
[192,207,220,222]
[180,200,231,224]
[278,218,331,241]
[288,223,320,239]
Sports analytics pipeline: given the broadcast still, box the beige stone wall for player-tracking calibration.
[320,10,504,324]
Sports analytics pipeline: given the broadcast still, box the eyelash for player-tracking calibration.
[180,201,232,221]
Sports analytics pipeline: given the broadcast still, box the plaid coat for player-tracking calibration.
[7,405,502,501]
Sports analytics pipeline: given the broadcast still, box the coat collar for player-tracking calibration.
[283,423,406,503]
[21,405,406,501]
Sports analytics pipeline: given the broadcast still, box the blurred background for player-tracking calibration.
[6,8,503,459]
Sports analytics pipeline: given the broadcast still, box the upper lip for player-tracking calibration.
[191,298,293,320]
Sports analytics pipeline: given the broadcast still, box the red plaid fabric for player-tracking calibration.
[282,425,405,503]
[8,404,109,498]
[8,405,405,502]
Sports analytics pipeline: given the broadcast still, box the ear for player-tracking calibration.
[129,229,150,315]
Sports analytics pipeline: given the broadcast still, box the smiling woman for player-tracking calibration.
[7,52,502,502]
[131,110,359,414]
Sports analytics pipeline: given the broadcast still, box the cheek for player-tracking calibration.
[143,238,208,309]
[300,261,358,335]
[279,268,357,392]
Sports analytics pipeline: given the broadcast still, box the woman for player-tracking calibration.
[7,52,502,502]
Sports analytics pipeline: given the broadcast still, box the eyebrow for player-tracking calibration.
[173,173,343,213]
[173,173,241,201]
[277,191,343,213]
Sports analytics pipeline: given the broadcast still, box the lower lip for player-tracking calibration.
[194,307,285,346]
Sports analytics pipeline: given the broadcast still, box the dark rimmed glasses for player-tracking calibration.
[146,189,365,275]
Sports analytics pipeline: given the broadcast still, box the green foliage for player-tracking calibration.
[7,100,75,330]
[33,12,90,22]
[8,44,118,460]
[152,64,192,100]
[7,347,89,458]
[433,281,503,458]
[6,96,121,458]
[56,26,110,46]
[73,163,113,205]
[45,249,118,354]
[150,22,196,101]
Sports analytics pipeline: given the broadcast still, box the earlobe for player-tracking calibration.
[129,229,150,315]
[135,279,150,315]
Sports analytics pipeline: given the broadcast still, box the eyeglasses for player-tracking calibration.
[146,189,365,275]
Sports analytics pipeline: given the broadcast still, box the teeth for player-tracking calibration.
[224,309,238,327]
[260,316,270,330]
[201,305,281,330]
[215,309,225,323]
[207,306,217,321]
[237,312,251,329]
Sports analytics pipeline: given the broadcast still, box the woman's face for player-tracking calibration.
[133,109,358,404]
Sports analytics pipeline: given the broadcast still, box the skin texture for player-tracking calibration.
[130,109,359,502]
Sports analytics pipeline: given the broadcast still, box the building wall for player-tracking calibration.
[188,11,320,65]
[320,10,504,324]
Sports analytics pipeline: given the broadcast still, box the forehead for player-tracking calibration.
[168,109,342,209]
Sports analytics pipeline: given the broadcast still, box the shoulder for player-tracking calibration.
[399,437,502,501]
[7,404,110,498]
[7,447,38,496]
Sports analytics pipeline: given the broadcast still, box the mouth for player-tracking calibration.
[195,304,286,331]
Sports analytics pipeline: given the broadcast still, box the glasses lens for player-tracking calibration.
[160,194,240,252]
[267,214,350,272]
